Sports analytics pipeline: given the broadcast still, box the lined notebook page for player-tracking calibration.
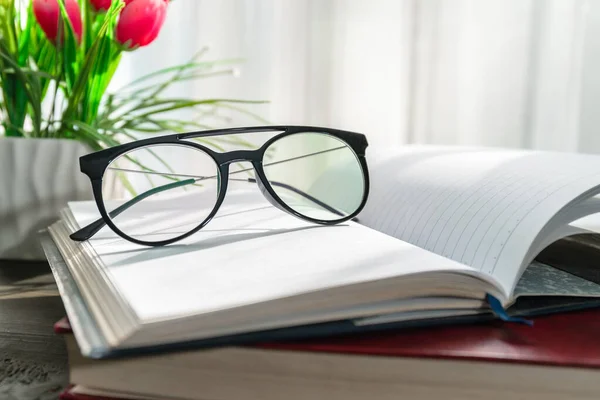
[67,189,494,322]
[358,146,600,294]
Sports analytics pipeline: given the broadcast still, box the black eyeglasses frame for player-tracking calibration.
[70,125,370,247]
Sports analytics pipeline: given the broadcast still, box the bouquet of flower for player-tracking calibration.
[0,0,266,150]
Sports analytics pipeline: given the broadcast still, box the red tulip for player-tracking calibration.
[33,0,83,44]
[115,0,168,50]
[90,0,112,12]
[90,0,136,12]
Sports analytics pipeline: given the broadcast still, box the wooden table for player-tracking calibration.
[0,259,69,400]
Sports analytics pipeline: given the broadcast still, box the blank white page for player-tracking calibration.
[67,189,489,322]
[358,145,600,294]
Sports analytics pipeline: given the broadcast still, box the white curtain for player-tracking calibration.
[112,0,600,153]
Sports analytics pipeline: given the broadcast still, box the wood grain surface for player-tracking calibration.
[0,260,68,400]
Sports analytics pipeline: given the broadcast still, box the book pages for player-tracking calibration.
[359,146,600,294]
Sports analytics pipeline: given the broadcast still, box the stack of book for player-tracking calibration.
[42,145,600,399]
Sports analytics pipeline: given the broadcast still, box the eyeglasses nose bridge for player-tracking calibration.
[217,149,262,166]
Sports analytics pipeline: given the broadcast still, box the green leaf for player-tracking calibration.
[83,35,112,122]
[124,98,269,121]
[81,6,122,125]
[65,119,118,150]
[116,48,229,90]
[0,39,42,136]
[61,1,124,128]
[56,0,81,95]
[17,3,33,67]
[115,49,244,102]
[81,0,95,55]
[1,2,18,55]
[0,4,33,137]
[112,68,239,101]
[32,38,58,99]
[2,67,57,80]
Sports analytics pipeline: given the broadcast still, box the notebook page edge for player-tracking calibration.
[39,228,110,358]
[49,219,139,348]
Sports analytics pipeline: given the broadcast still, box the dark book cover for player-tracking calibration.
[56,305,600,369]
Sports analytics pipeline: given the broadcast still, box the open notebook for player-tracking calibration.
[42,145,600,359]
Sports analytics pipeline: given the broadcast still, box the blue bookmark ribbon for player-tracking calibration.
[486,294,534,326]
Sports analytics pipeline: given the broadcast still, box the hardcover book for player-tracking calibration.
[42,145,600,360]
[55,307,600,400]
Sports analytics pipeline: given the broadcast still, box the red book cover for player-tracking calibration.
[260,308,600,369]
[59,385,128,400]
[55,307,600,370]
[54,317,72,334]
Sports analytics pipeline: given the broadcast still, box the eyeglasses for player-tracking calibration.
[69,125,370,246]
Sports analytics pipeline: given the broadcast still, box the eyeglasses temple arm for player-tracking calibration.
[247,178,344,217]
[69,178,196,242]
[70,177,346,243]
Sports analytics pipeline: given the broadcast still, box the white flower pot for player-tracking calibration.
[0,138,93,260]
